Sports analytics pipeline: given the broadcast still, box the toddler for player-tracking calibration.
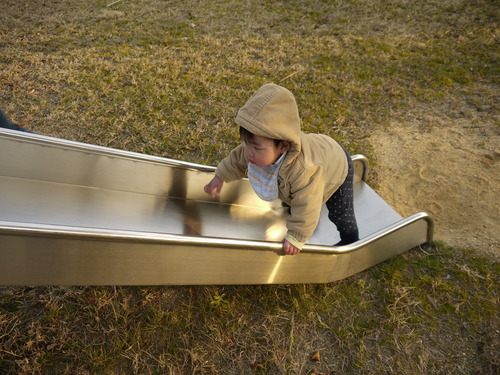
[204,84,359,255]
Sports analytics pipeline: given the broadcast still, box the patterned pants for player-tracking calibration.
[325,148,359,245]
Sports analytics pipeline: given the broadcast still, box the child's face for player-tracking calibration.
[244,135,289,167]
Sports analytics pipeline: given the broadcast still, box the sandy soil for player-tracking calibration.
[370,107,499,261]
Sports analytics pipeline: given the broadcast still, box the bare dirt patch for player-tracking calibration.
[371,106,499,260]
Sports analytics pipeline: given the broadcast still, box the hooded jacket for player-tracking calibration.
[216,84,348,245]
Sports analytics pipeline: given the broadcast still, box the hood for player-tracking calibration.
[235,83,301,153]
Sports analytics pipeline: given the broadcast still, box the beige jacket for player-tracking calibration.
[216,84,348,244]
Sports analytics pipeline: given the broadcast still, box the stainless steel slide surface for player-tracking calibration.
[0,129,433,285]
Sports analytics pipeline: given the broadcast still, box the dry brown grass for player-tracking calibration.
[1,245,498,374]
[0,0,498,374]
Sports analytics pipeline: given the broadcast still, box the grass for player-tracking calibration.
[0,244,498,374]
[0,0,498,373]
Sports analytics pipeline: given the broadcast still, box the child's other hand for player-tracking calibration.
[204,176,224,198]
[283,239,300,255]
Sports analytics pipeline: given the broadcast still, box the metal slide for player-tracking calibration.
[0,129,433,285]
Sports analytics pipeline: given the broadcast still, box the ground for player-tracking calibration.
[371,100,499,260]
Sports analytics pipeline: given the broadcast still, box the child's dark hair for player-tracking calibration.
[239,126,281,147]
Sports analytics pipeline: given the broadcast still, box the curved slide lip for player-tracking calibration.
[0,128,216,173]
[0,128,370,179]
[0,212,433,255]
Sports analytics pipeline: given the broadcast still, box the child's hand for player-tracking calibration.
[283,238,300,255]
[204,176,224,198]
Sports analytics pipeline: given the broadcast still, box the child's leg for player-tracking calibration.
[326,149,359,245]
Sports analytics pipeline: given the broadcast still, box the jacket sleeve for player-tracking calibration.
[286,165,325,243]
[215,143,248,182]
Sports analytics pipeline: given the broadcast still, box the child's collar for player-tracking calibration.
[273,152,287,165]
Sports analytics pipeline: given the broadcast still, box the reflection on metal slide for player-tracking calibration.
[0,129,433,285]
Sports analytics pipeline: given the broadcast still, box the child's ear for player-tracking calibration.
[281,141,291,153]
